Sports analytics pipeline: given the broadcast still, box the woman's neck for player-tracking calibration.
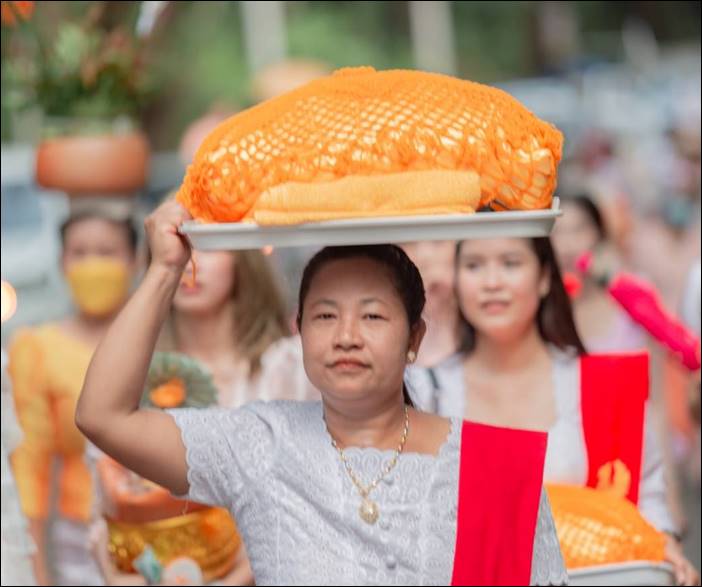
[416,316,459,367]
[173,302,238,362]
[471,324,550,374]
[466,325,557,431]
[323,392,407,451]
[572,284,618,343]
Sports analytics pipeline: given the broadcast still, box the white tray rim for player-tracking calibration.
[179,198,561,250]
[568,561,675,586]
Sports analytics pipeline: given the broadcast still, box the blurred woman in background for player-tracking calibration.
[552,194,646,352]
[9,210,139,586]
[408,236,699,585]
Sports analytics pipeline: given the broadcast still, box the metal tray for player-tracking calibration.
[568,561,675,586]
[180,199,561,251]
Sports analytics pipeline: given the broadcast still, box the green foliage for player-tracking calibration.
[2,1,154,125]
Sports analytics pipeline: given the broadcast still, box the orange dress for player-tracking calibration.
[9,324,94,523]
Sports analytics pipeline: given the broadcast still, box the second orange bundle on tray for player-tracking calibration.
[176,67,563,226]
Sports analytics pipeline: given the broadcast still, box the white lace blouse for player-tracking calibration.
[168,400,568,586]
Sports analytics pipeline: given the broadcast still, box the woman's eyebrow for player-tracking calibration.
[459,253,484,261]
[360,297,388,307]
[310,298,338,308]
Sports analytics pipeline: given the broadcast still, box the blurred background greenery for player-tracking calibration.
[2,1,700,149]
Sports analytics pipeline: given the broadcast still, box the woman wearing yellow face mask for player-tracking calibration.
[8,211,138,586]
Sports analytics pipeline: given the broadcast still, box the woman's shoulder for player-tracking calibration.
[239,398,323,425]
[9,321,59,347]
[408,409,461,457]
[434,350,466,372]
[406,352,466,412]
[168,401,323,459]
[10,320,90,353]
[548,344,580,363]
[233,399,324,450]
[406,351,466,387]
[6,323,61,366]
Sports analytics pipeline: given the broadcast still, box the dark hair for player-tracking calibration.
[455,237,587,356]
[60,212,139,254]
[564,193,608,242]
[297,245,425,406]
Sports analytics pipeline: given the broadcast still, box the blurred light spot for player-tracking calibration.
[1,280,18,323]
[262,245,274,256]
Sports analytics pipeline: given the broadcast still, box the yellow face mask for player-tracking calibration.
[66,257,130,317]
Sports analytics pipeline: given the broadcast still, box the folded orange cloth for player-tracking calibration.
[248,169,480,224]
[177,67,562,224]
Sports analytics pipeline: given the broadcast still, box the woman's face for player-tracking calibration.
[299,257,423,404]
[455,239,548,345]
[61,218,137,318]
[173,250,237,315]
[551,202,601,273]
[61,218,135,272]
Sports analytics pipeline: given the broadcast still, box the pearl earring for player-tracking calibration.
[407,350,417,363]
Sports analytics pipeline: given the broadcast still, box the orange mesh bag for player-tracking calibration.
[546,484,666,569]
[176,67,563,225]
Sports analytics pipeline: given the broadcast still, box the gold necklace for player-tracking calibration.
[328,405,410,525]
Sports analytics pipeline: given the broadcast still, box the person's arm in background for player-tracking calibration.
[678,260,701,427]
[678,261,701,341]
[8,330,56,586]
[638,403,700,585]
[577,251,700,371]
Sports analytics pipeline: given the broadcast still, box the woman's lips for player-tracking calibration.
[480,300,510,314]
[329,359,370,371]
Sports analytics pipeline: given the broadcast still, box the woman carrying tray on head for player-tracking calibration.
[76,198,568,586]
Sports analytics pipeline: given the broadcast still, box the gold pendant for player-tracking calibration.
[359,498,379,525]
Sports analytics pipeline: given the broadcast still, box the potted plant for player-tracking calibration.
[2,1,165,195]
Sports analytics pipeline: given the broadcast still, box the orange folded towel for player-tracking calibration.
[248,169,480,224]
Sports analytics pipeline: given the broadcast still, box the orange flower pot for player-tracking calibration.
[36,130,149,195]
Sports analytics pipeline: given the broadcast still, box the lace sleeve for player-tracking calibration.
[167,402,282,508]
[530,489,569,586]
